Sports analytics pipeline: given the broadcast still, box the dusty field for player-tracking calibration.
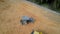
[0,0,60,34]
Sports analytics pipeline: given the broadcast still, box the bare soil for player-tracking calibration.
[0,0,60,34]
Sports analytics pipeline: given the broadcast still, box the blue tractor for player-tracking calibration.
[20,16,35,25]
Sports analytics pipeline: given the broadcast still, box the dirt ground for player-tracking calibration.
[0,0,60,34]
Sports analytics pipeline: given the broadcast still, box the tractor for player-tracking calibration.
[20,16,35,25]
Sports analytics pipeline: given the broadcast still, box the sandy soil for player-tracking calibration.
[0,0,60,34]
